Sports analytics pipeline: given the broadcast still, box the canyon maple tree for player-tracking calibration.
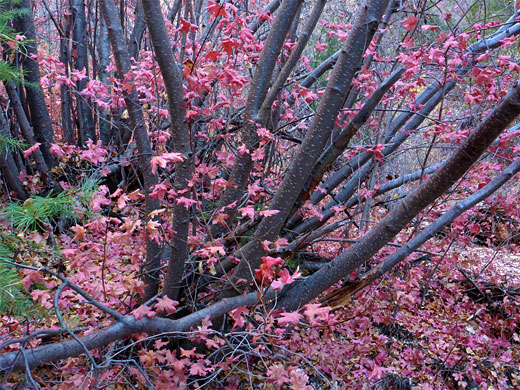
[0,0,519,388]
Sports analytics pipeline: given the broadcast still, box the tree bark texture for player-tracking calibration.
[230,0,391,285]
[141,0,193,301]
[13,0,56,167]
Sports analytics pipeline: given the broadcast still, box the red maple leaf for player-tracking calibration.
[207,1,227,19]
[402,14,418,31]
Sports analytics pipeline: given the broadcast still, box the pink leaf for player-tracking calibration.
[259,209,280,217]
[132,305,156,320]
[155,296,179,314]
[277,312,303,327]
[238,206,255,219]
[23,143,41,158]
[421,24,439,32]
[176,196,197,210]
[401,14,418,31]
[49,143,66,158]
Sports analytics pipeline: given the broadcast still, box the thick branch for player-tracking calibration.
[278,81,520,311]
[140,0,192,301]
[230,0,391,284]
[347,156,520,298]
[99,0,163,300]
[0,290,276,373]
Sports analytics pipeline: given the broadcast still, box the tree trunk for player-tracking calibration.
[141,0,193,301]
[99,0,163,301]
[278,81,520,310]
[229,0,391,285]
[13,0,56,167]
[72,0,96,144]
[210,0,304,238]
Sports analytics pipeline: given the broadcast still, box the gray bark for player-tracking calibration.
[230,0,391,285]
[346,156,520,299]
[211,0,304,237]
[72,0,96,144]
[278,81,520,310]
[141,0,193,301]
[13,0,56,167]
[100,0,163,301]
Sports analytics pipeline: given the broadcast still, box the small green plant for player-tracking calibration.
[0,1,29,83]
[0,238,40,317]
[2,178,101,232]
[0,131,26,153]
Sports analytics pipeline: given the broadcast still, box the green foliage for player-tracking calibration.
[0,61,22,82]
[0,1,28,82]
[0,238,40,318]
[2,178,101,233]
[0,132,26,153]
[0,177,101,317]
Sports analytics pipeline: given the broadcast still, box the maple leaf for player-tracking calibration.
[180,347,196,358]
[368,366,389,380]
[49,143,66,158]
[206,245,226,256]
[139,349,156,367]
[206,50,222,62]
[273,238,289,251]
[303,303,331,325]
[23,143,41,158]
[189,361,209,376]
[178,17,199,34]
[80,140,107,164]
[90,189,111,212]
[476,52,489,63]
[116,194,130,209]
[267,364,290,385]
[367,143,385,163]
[132,305,156,320]
[259,209,280,217]
[149,208,165,218]
[176,196,197,210]
[150,152,184,174]
[255,256,284,283]
[230,306,249,329]
[421,24,440,32]
[288,369,312,390]
[499,35,516,48]
[70,68,87,82]
[251,148,264,161]
[271,268,301,290]
[277,312,303,327]
[401,14,418,31]
[207,1,227,19]
[315,42,327,52]
[212,213,229,226]
[185,109,198,120]
[238,206,255,219]
[220,37,240,56]
[70,224,85,241]
[146,219,160,235]
[237,144,250,155]
[155,296,179,314]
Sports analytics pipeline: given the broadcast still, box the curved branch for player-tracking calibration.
[0,290,277,373]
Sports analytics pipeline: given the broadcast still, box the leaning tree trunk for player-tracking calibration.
[228,0,391,286]
[278,81,520,311]
[72,0,96,144]
[209,0,304,238]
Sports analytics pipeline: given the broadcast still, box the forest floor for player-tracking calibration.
[260,239,520,390]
